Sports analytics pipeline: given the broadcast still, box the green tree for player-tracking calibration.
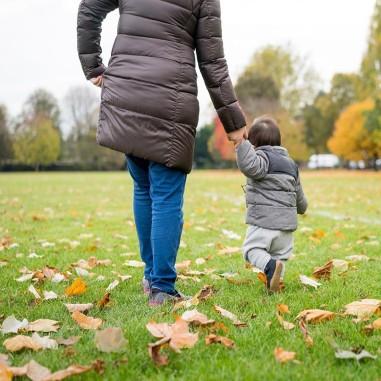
[361,0,381,95]
[235,72,280,122]
[364,97,381,168]
[242,45,320,115]
[13,115,61,170]
[194,124,214,168]
[0,105,13,162]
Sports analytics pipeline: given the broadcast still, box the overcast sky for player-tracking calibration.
[0,0,376,131]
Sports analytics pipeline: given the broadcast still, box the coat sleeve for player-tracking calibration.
[236,140,269,179]
[77,0,119,80]
[296,176,308,215]
[195,0,246,133]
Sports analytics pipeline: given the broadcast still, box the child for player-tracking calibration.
[235,116,308,293]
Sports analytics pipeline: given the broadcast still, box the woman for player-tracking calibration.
[77,0,247,306]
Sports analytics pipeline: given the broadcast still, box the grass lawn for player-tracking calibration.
[0,170,380,381]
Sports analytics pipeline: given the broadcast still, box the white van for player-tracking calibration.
[307,154,340,169]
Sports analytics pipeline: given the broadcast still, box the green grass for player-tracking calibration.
[0,170,380,381]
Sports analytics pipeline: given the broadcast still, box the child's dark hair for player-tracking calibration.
[248,116,281,147]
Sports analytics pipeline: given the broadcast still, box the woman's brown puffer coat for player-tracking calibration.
[77,0,246,173]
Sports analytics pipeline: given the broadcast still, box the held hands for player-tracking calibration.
[90,75,103,88]
[227,126,248,148]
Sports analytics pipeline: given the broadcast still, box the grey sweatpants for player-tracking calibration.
[243,225,293,278]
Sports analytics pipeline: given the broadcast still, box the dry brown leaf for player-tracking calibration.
[173,285,215,311]
[332,259,349,273]
[71,311,102,330]
[64,303,93,313]
[276,312,295,330]
[146,322,173,338]
[312,260,333,280]
[299,275,321,289]
[277,304,290,314]
[3,335,42,352]
[124,260,144,268]
[168,318,198,352]
[218,246,240,255]
[296,309,335,324]
[64,278,87,297]
[56,337,80,346]
[205,334,235,348]
[9,360,51,381]
[44,364,92,381]
[299,319,313,347]
[274,347,296,363]
[344,299,381,319]
[27,320,60,333]
[148,337,170,367]
[181,309,215,326]
[0,354,9,366]
[0,364,12,381]
[364,318,381,334]
[94,327,127,353]
[97,293,111,310]
[214,305,247,327]
[175,260,192,270]
[257,272,267,285]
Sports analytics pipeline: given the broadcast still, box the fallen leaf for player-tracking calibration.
[312,260,333,280]
[299,319,314,347]
[214,305,247,327]
[28,285,41,300]
[205,334,235,348]
[10,360,51,381]
[344,299,381,319]
[175,260,192,270]
[71,311,102,330]
[218,247,241,255]
[64,278,87,297]
[296,309,335,324]
[105,280,119,292]
[43,291,58,301]
[0,354,9,366]
[276,312,295,330]
[195,258,206,265]
[299,275,321,289]
[221,229,241,240]
[0,363,12,381]
[169,318,198,352]
[0,315,29,334]
[277,304,290,314]
[345,255,369,262]
[97,293,111,310]
[124,260,144,268]
[64,303,93,313]
[173,285,214,311]
[274,347,296,363]
[146,322,172,338]
[181,310,215,326]
[31,333,58,349]
[3,335,42,352]
[332,259,349,273]
[56,337,80,346]
[335,348,377,361]
[43,364,92,380]
[16,273,34,282]
[363,318,381,333]
[148,337,170,367]
[94,327,127,353]
[27,319,60,333]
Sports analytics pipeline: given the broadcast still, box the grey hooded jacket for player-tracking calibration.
[77,0,246,173]
[236,140,308,231]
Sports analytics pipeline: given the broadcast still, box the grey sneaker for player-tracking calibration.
[148,289,188,307]
[142,278,150,295]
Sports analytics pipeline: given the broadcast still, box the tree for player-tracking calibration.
[364,98,381,168]
[361,0,381,95]
[208,117,235,165]
[0,105,13,162]
[328,99,381,164]
[194,124,214,168]
[13,115,61,170]
[235,72,280,121]
[276,111,310,162]
[242,45,320,115]
[303,73,363,154]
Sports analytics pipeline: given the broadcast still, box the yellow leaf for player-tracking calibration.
[296,309,335,324]
[65,278,87,297]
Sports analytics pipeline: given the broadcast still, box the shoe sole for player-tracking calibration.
[269,261,284,293]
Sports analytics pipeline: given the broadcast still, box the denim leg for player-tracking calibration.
[149,161,187,293]
[126,155,153,282]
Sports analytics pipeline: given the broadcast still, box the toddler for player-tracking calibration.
[235,116,308,292]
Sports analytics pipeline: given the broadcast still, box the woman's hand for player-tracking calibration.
[227,126,248,146]
[90,75,103,87]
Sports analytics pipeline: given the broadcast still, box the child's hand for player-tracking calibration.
[90,75,103,87]
[227,126,248,146]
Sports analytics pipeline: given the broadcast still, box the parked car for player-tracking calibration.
[307,154,340,169]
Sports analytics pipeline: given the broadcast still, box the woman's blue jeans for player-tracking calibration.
[126,155,187,294]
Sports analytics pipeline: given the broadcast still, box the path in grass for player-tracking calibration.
[0,170,380,381]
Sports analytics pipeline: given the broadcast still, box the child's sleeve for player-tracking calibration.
[296,176,308,214]
[236,140,269,179]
